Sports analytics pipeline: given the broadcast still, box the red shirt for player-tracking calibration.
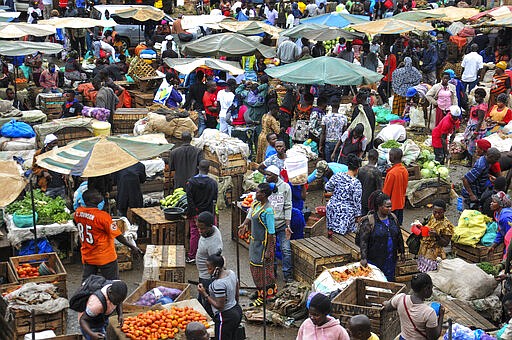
[382,54,397,82]
[203,91,218,117]
[383,163,409,211]
[431,114,460,148]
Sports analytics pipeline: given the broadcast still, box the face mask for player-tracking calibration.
[50,68,55,73]
[97,200,105,210]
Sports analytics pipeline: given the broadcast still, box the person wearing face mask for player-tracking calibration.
[39,63,60,93]
[74,189,143,282]
[32,134,67,199]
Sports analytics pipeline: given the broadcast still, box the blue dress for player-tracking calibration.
[325,173,362,234]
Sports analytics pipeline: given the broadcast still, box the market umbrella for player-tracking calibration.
[421,6,479,21]
[35,136,173,177]
[0,10,20,22]
[164,57,244,75]
[181,33,276,58]
[392,10,445,21]
[471,6,512,21]
[0,22,55,38]
[114,6,164,21]
[300,12,368,28]
[0,160,26,207]
[349,18,433,35]
[219,20,282,39]
[181,14,230,30]
[0,41,63,56]
[281,23,363,41]
[39,17,116,28]
[264,56,383,85]
[473,15,512,28]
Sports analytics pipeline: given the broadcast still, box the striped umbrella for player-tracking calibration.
[0,160,26,207]
[35,136,173,177]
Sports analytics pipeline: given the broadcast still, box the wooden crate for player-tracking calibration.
[51,335,83,340]
[53,127,94,147]
[204,147,248,177]
[39,94,65,116]
[0,297,67,340]
[406,163,421,181]
[9,252,67,298]
[128,90,154,108]
[231,203,249,249]
[304,214,327,238]
[112,108,148,134]
[442,299,497,332]
[127,207,186,246]
[0,261,19,294]
[452,242,504,265]
[123,280,191,313]
[291,236,352,284]
[142,245,186,283]
[331,278,406,340]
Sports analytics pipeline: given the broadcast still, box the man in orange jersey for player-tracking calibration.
[382,148,409,226]
[75,189,142,282]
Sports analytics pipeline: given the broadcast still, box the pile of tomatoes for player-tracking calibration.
[121,307,209,339]
[240,193,254,208]
[16,263,40,278]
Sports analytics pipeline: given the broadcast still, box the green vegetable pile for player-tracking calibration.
[477,262,499,276]
[380,140,401,149]
[6,189,71,225]
[160,188,187,210]
[417,149,450,180]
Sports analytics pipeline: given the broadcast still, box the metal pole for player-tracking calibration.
[262,253,267,340]
[236,206,241,285]
[31,309,35,340]
[29,176,38,254]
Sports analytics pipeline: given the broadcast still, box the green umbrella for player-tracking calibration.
[181,33,276,58]
[265,56,383,85]
[282,23,363,41]
[392,10,446,21]
[35,136,173,177]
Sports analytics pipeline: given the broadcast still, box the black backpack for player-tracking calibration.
[69,275,111,313]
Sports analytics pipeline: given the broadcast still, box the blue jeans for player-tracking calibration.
[275,226,293,280]
[324,141,337,163]
[463,80,478,94]
[198,111,206,136]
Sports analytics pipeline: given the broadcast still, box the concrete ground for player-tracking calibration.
[64,163,467,339]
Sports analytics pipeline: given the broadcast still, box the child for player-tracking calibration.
[348,315,379,340]
[297,293,350,340]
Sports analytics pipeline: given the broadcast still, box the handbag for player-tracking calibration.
[403,295,428,339]
[406,233,422,255]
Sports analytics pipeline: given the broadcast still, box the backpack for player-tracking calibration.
[355,212,398,247]
[246,89,265,107]
[69,275,111,313]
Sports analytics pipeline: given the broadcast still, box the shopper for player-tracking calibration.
[382,148,409,226]
[169,131,203,189]
[357,150,383,216]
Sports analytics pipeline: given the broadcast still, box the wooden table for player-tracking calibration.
[142,245,186,282]
[442,299,497,332]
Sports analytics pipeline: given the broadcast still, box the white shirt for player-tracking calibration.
[27,7,41,24]
[306,3,318,16]
[217,89,235,118]
[461,52,483,83]
[376,124,407,142]
[42,0,52,5]
[286,14,295,28]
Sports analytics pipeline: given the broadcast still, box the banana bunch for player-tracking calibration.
[160,188,186,208]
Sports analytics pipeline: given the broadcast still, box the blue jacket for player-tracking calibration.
[494,207,512,246]
[422,43,438,73]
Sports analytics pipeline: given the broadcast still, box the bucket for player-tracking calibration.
[284,155,308,185]
[92,121,111,136]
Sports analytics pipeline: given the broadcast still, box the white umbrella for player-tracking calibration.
[0,41,63,56]
[164,58,244,75]
[0,10,20,22]
[0,22,55,38]
[39,17,116,29]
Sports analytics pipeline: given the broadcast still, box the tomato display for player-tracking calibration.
[16,263,40,278]
[122,307,210,340]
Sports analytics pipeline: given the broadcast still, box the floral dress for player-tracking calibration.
[325,172,362,234]
[417,215,454,272]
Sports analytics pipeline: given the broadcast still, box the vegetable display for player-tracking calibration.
[122,307,209,339]
[6,189,71,225]
[477,262,499,276]
[241,193,254,209]
[417,149,450,180]
[380,140,402,149]
[135,287,183,307]
[160,188,187,210]
[16,263,40,278]
[330,265,372,283]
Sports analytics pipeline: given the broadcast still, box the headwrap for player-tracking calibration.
[444,69,456,79]
[392,57,422,96]
[266,165,280,176]
[476,139,491,152]
[406,87,418,98]
[492,191,512,208]
[496,61,508,70]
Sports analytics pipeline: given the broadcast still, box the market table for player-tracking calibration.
[442,299,497,332]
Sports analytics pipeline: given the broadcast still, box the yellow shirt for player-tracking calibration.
[368,333,380,340]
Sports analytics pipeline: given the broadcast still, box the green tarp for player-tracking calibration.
[181,33,276,58]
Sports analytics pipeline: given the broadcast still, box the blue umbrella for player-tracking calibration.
[300,12,368,28]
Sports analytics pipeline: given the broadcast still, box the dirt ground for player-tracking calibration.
[64,163,468,339]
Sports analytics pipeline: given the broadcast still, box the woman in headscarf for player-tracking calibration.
[490,61,511,107]
[291,2,302,25]
[391,56,422,116]
[488,191,512,259]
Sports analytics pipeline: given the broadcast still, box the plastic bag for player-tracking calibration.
[401,140,421,166]
[135,286,182,306]
[374,106,400,124]
[153,79,172,105]
[1,120,35,138]
[409,107,426,128]
[82,106,110,121]
[347,105,372,143]
[18,238,53,256]
[481,222,498,247]
[452,210,491,246]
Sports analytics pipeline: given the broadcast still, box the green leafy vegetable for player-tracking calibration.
[6,189,71,224]
[380,140,401,149]
[477,262,498,276]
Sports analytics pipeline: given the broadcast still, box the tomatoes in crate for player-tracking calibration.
[16,263,40,278]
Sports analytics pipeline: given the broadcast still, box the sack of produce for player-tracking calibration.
[409,107,426,128]
[285,155,308,185]
[452,210,490,246]
[135,286,183,307]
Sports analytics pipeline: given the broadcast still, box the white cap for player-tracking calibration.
[165,35,173,41]
[44,134,58,146]
[266,165,280,176]
[449,105,461,117]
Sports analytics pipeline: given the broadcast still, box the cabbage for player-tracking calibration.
[437,166,449,179]
[421,150,430,159]
[424,161,436,170]
[420,168,432,179]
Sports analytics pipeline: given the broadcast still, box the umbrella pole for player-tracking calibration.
[29,176,38,254]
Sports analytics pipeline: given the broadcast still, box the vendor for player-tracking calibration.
[258,139,287,174]
[488,191,512,258]
[32,134,67,199]
[373,121,407,148]
[489,61,511,107]
[486,93,512,127]
[39,63,60,93]
[60,90,83,118]
[462,147,501,209]
[431,105,461,165]
[462,88,488,166]
[332,123,367,164]
[307,160,348,184]
[5,88,26,111]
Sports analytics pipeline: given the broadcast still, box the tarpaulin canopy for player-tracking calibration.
[392,10,445,21]
[0,22,55,38]
[35,136,173,177]
[0,10,20,23]
[164,58,244,75]
[300,12,368,28]
[473,15,512,28]
[422,6,480,21]
[349,18,433,35]
[181,33,276,58]
[114,6,164,21]
[0,160,26,207]
[471,6,512,20]
[281,23,363,41]
[39,17,116,28]
[219,20,282,39]
[180,14,228,30]
[0,41,64,56]
[265,56,383,85]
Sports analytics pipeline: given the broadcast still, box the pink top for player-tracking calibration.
[437,87,453,110]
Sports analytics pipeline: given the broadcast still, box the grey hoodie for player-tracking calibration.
[268,177,292,229]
